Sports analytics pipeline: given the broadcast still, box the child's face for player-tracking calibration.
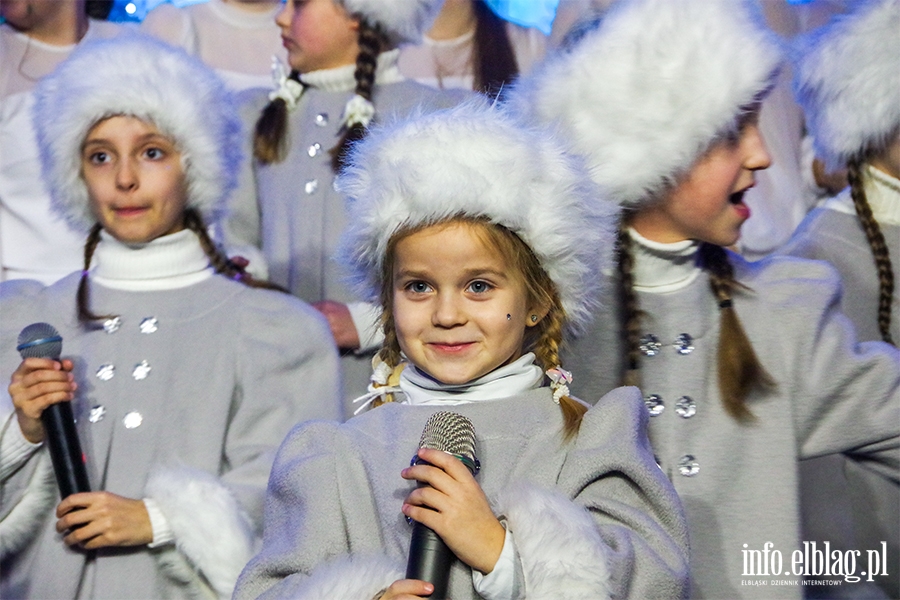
[391,221,538,385]
[631,112,771,247]
[81,116,188,244]
[276,0,361,73]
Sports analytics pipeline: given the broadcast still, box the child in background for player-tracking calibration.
[233,99,689,600]
[780,1,899,596]
[141,0,284,91]
[0,0,123,284]
[397,0,547,99]
[224,0,466,416]
[510,0,900,597]
[0,35,341,599]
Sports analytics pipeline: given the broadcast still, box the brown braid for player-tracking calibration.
[183,209,287,292]
[77,224,116,325]
[254,70,301,164]
[697,243,775,421]
[330,20,385,173]
[616,224,642,387]
[847,159,895,345]
[530,293,586,440]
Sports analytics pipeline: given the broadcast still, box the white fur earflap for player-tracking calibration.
[509,0,782,208]
[33,34,242,232]
[336,98,619,332]
[341,0,442,45]
[145,466,255,599]
[496,481,612,600]
[793,0,900,170]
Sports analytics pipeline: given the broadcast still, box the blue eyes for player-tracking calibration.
[408,281,431,294]
[467,281,491,294]
[404,280,493,294]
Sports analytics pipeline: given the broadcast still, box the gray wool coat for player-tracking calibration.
[234,387,691,600]
[0,269,342,599]
[779,191,900,600]
[562,253,900,599]
[223,80,468,416]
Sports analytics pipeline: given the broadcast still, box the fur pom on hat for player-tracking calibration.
[336,98,619,332]
[33,34,242,232]
[508,0,782,208]
[341,0,442,45]
[793,0,900,171]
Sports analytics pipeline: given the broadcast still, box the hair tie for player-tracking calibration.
[718,299,733,309]
[268,56,304,110]
[546,366,573,405]
[341,94,376,129]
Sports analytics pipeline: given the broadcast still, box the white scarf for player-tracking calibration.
[352,353,545,414]
[400,353,545,406]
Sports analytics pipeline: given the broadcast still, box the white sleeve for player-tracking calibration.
[143,497,175,548]
[471,524,525,600]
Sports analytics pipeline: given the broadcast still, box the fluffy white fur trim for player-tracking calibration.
[145,466,255,599]
[336,98,619,332]
[280,554,403,599]
[496,481,612,600]
[33,34,242,231]
[0,450,56,559]
[509,0,782,207]
[793,0,900,170]
[341,0,442,45]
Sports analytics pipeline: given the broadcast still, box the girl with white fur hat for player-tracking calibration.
[223,0,468,417]
[510,0,900,597]
[779,1,900,596]
[0,35,342,598]
[233,99,690,600]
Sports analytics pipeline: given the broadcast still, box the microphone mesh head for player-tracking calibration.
[17,322,63,360]
[418,411,477,466]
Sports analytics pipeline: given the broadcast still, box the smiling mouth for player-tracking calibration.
[429,342,474,353]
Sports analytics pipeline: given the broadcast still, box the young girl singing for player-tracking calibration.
[223,0,467,415]
[233,100,690,600]
[510,0,900,598]
[0,35,341,599]
[780,2,900,596]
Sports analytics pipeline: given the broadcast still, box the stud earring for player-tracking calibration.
[506,314,511,321]
[530,315,538,323]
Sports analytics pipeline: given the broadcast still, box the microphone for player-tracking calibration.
[17,323,91,499]
[405,411,479,599]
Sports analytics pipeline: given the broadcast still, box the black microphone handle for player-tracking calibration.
[40,402,91,498]
[406,520,453,599]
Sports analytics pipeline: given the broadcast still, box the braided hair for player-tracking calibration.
[76,209,285,325]
[253,18,388,173]
[847,159,895,345]
[617,224,775,421]
[373,217,587,439]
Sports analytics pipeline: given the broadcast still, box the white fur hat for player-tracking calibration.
[793,0,900,171]
[33,34,242,231]
[341,0,442,45]
[508,0,782,208]
[336,98,619,332]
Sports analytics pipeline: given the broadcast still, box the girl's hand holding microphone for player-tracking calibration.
[9,357,153,549]
[8,357,76,444]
